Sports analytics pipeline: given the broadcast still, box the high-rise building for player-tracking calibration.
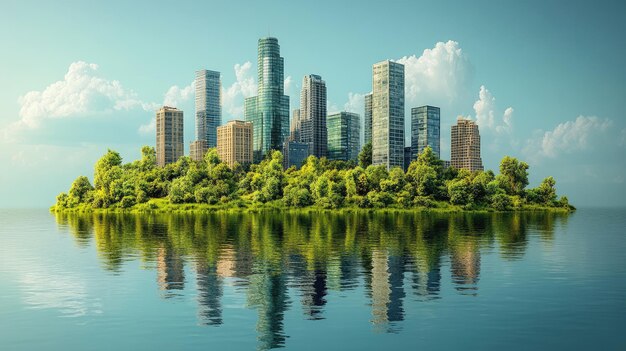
[299,74,327,158]
[290,109,301,141]
[216,120,253,168]
[404,146,412,171]
[190,140,208,162]
[327,112,360,161]
[411,105,440,161]
[282,140,310,170]
[244,37,290,162]
[451,117,483,171]
[195,70,221,147]
[364,93,373,145]
[372,60,405,169]
[156,106,184,167]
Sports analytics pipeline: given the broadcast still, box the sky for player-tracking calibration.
[0,0,625,208]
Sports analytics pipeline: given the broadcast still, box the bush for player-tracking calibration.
[491,193,512,211]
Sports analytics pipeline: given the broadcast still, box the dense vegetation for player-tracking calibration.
[53,145,574,212]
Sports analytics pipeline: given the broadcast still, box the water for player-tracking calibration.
[0,209,625,350]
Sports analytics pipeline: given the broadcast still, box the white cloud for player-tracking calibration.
[138,118,156,135]
[473,85,513,134]
[222,61,257,118]
[523,116,612,160]
[395,40,473,110]
[15,61,149,130]
[284,75,293,94]
[163,80,194,107]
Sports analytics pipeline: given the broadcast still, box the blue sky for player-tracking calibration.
[0,0,625,207]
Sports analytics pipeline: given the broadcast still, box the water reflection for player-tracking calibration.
[54,211,568,350]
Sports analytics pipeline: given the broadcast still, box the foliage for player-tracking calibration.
[53,146,572,212]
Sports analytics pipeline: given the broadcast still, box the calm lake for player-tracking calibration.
[0,209,624,350]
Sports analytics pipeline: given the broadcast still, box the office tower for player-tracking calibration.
[156,106,184,167]
[327,112,361,161]
[451,117,484,171]
[282,140,309,170]
[290,109,301,141]
[244,37,290,161]
[404,146,412,171]
[364,92,373,145]
[190,140,208,162]
[216,120,253,168]
[195,70,221,147]
[299,74,327,158]
[372,60,404,169]
[411,105,441,160]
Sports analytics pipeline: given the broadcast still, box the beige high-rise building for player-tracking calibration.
[217,120,253,167]
[156,106,184,167]
[190,140,208,162]
[451,117,483,171]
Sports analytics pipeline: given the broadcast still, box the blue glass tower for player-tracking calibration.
[244,37,290,161]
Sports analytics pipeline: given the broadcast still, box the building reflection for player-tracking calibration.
[56,210,567,350]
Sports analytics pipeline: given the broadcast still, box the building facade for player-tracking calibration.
[404,146,412,171]
[244,37,290,162]
[282,140,310,170]
[190,140,208,162]
[299,74,327,158]
[411,105,440,161]
[290,109,301,141]
[364,92,373,145]
[372,60,405,170]
[195,70,221,148]
[451,117,484,171]
[156,106,184,167]
[327,112,361,161]
[216,120,253,168]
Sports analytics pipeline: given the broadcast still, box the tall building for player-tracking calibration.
[364,92,373,145]
[195,70,221,147]
[372,60,405,169]
[244,37,290,162]
[216,120,253,168]
[299,74,327,158]
[282,140,309,170]
[290,109,301,141]
[404,146,412,171]
[156,106,184,167]
[190,140,208,162]
[411,105,440,160]
[451,117,483,171]
[327,112,360,161]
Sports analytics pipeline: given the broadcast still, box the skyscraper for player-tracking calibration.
[411,105,441,160]
[290,109,301,141]
[372,60,405,169]
[327,112,360,161]
[244,37,290,162]
[451,117,483,171]
[299,74,327,158]
[216,120,253,168]
[364,92,373,145]
[156,106,184,167]
[196,70,221,146]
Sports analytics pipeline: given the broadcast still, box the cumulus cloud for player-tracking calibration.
[395,40,473,109]
[163,80,194,107]
[222,61,257,117]
[473,85,514,134]
[14,61,150,130]
[523,116,612,160]
[343,92,366,114]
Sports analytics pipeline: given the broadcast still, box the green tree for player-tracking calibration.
[69,176,94,203]
[498,156,529,195]
[358,142,372,168]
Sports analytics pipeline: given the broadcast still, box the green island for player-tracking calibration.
[52,144,574,213]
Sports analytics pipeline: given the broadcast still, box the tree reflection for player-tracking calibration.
[55,210,567,350]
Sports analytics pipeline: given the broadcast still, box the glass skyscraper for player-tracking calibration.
[327,112,361,161]
[364,92,373,145]
[372,60,405,170]
[411,105,440,161]
[299,74,327,158]
[195,70,221,148]
[244,37,290,161]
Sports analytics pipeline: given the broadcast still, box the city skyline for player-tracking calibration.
[1,0,625,207]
